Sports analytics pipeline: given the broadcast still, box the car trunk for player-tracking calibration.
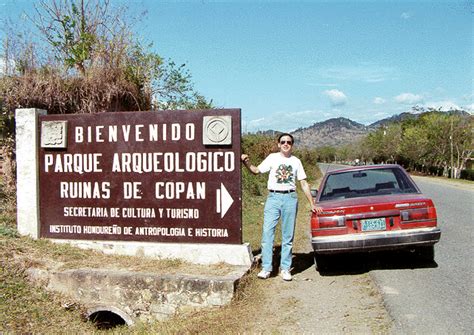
[311,194,437,237]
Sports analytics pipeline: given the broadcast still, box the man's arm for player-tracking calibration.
[300,179,322,213]
[241,154,260,175]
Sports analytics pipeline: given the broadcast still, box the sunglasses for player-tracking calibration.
[280,140,293,145]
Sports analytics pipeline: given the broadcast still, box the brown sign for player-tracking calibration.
[38,109,242,244]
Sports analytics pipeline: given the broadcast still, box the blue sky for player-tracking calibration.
[1,0,473,132]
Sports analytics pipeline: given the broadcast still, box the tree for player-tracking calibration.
[366,108,472,178]
[1,0,212,115]
[449,113,473,177]
[31,0,104,75]
[364,123,403,164]
[0,0,213,189]
[399,124,430,171]
[316,146,337,163]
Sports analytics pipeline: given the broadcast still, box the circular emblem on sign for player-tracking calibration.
[206,119,229,143]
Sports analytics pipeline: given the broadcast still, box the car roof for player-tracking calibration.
[325,164,403,175]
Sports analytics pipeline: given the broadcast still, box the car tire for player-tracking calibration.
[314,253,330,272]
[415,245,435,262]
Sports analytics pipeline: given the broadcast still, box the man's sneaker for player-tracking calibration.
[281,270,292,281]
[257,270,271,279]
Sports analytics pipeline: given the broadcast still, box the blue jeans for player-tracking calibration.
[261,192,298,272]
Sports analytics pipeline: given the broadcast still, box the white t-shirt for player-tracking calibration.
[257,153,307,191]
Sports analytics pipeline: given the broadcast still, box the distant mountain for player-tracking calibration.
[254,129,283,138]
[369,112,418,128]
[248,111,472,149]
[369,110,471,128]
[291,117,370,148]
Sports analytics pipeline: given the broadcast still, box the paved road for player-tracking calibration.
[318,163,473,334]
[371,176,473,334]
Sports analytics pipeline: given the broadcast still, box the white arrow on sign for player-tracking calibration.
[216,183,234,218]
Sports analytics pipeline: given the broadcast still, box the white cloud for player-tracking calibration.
[373,97,386,105]
[245,109,330,133]
[243,95,472,134]
[251,117,265,123]
[322,111,334,118]
[395,93,424,105]
[373,111,390,118]
[462,93,473,103]
[401,12,413,20]
[308,83,339,87]
[323,89,348,106]
[318,64,398,83]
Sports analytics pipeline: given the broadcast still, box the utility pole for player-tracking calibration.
[450,116,454,178]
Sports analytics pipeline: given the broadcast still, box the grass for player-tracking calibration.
[0,186,96,333]
[0,224,267,334]
[0,253,98,334]
[412,173,474,187]
[0,164,322,334]
[125,270,267,334]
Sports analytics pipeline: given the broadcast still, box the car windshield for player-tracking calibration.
[319,167,419,201]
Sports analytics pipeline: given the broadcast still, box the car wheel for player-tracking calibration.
[415,245,435,262]
[314,253,330,271]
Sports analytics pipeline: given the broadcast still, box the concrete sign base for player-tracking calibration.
[27,265,249,324]
[52,239,254,266]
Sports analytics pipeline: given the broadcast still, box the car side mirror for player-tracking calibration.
[311,189,318,198]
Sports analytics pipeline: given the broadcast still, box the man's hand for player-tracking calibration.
[312,204,323,214]
[241,154,260,175]
[241,154,249,163]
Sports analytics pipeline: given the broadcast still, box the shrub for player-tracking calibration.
[460,169,474,181]
[241,134,274,196]
[241,134,322,196]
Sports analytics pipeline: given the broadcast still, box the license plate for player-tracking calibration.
[361,218,386,231]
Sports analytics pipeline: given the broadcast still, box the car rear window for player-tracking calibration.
[319,167,419,201]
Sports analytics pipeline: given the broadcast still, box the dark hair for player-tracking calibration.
[278,133,294,143]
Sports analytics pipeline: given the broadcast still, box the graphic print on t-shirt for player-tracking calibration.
[275,164,294,184]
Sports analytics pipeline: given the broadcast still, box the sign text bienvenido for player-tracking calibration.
[38,109,242,244]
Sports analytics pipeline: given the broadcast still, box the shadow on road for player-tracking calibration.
[250,247,437,277]
[292,252,316,274]
[251,247,316,277]
[314,250,439,276]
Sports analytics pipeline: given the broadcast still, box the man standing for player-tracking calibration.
[241,133,320,281]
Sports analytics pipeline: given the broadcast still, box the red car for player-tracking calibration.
[311,164,441,270]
